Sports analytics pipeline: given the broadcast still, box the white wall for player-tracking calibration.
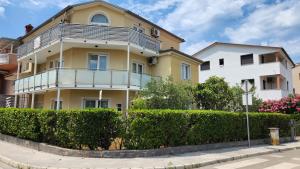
[194,45,294,101]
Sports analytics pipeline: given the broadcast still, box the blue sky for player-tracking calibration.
[0,0,299,63]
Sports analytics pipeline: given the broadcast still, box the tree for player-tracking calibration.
[195,76,262,112]
[131,78,196,110]
[226,86,263,112]
[195,76,233,110]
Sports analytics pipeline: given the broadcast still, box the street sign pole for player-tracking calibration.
[245,80,251,148]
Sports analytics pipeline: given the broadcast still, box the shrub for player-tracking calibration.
[0,108,41,141]
[0,108,121,150]
[125,109,189,149]
[132,78,196,109]
[259,95,300,114]
[125,109,292,149]
[195,77,262,112]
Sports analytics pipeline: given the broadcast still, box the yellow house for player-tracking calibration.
[293,64,300,95]
[14,1,202,110]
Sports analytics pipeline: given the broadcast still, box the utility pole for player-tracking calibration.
[245,80,251,148]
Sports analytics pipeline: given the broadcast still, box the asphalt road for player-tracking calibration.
[0,161,15,169]
[200,149,300,169]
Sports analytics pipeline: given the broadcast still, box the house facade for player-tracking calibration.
[193,42,295,101]
[14,1,201,110]
[293,64,300,95]
[0,38,18,107]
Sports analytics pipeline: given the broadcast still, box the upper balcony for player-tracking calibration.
[17,24,161,60]
[0,53,17,71]
[14,68,160,94]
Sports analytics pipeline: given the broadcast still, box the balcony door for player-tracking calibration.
[88,54,108,71]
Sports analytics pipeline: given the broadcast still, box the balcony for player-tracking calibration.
[0,53,17,71]
[17,24,160,58]
[0,54,9,64]
[14,68,160,94]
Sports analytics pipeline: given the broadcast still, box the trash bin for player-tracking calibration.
[269,128,280,145]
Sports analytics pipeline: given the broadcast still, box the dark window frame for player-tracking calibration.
[241,54,254,65]
[219,58,224,66]
[201,61,210,71]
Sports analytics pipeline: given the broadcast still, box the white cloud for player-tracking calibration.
[224,0,300,43]
[125,0,180,13]
[157,0,255,34]
[20,0,84,9]
[0,6,4,17]
[182,40,211,55]
[224,0,300,62]
[0,0,10,17]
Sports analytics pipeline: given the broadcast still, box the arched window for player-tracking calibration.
[90,14,109,26]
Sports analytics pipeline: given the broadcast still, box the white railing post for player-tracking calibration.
[31,53,37,108]
[14,61,20,108]
[56,23,64,110]
[125,44,130,115]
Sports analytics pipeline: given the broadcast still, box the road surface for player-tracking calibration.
[200,149,300,169]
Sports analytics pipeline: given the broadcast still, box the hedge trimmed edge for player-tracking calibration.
[124,110,292,149]
[0,108,297,150]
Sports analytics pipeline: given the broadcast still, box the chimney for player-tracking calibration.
[25,24,34,34]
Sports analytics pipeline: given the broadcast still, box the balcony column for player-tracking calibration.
[14,61,20,108]
[56,23,64,110]
[31,53,37,109]
[125,44,130,115]
[276,75,281,90]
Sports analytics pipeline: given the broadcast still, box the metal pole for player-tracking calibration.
[31,53,37,109]
[245,80,251,147]
[125,44,130,114]
[99,90,102,108]
[56,23,63,110]
[14,61,20,108]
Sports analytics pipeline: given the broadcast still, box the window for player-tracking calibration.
[83,99,110,108]
[90,14,109,26]
[49,59,64,69]
[181,63,191,80]
[241,54,254,65]
[132,62,144,74]
[51,100,62,110]
[219,58,224,66]
[116,104,122,111]
[85,100,96,108]
[201,61,210,71]
[298,73,300,80]
[88,54,108,70]
[287,81,289,90]
[133,25,145,33]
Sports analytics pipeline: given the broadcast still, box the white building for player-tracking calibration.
[193,42,295,101]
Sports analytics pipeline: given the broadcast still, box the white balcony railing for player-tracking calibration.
[17,24,160,57]
[0,54,9,64]
[14,68,160,94]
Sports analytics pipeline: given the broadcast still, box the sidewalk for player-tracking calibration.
[0,140,300,169]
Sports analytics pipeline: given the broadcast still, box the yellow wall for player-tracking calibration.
[41,89,136,110]
[153,52,199,84]
[293,65,300,94]
[22,2,182,50]
[35,48,151,75]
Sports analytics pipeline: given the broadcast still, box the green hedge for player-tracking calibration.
[125,110,292,149]
[0,108,41,141]
[0,108,121,150]
[0,108,296,150]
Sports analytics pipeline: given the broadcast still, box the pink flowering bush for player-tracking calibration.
[259,95,300,114]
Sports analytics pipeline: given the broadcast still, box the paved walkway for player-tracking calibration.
[0,140,300,169]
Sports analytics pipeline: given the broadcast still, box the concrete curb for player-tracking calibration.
[0,144,299,169]
[0,133,294,158]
